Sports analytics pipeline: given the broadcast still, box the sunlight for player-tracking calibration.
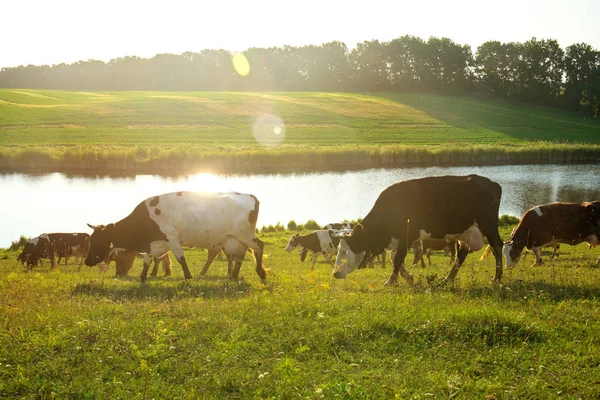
[231,53,250,77]
[185,173,223,193]
[253,113,285,147]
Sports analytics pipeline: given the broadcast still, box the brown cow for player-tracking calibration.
[503,201,600,267]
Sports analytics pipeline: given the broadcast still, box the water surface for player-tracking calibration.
[1,164,598,247]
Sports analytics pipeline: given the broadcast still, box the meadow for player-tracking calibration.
[2,90,600,173]
[1,225,599,399]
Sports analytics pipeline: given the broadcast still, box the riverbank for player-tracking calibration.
[1,143,600,175]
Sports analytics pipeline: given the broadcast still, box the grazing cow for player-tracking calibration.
[20,233,90,269]
[103,248,173,277]
[333,175,504,285]
[286,229,351,269]
[85,191,266,283]
[17,237,40,266]
[503,202,600,267]
[411,239,457,268]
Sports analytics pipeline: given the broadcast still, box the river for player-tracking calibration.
[1,164,599,247]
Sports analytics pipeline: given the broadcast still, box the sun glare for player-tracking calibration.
[185,173,223,193]
[232,53,250,77]
[253,114,285,147]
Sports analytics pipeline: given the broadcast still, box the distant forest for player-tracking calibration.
[1,36,599,117]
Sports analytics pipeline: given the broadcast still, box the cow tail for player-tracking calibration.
[479,245,492,261]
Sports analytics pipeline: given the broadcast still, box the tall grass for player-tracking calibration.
[2,142,600,174]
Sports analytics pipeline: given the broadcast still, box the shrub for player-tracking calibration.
[9,235,29,251]
[499,214,520,227]
[287,220,298,231]
[304,220,321,230]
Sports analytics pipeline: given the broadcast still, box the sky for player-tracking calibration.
[1,0,599,68]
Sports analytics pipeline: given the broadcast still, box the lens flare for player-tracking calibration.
[232,53,250,77]
[253,114,285,147]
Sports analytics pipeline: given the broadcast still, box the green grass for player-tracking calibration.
[1,226,599,399]
[2,90,600,173]
[2,90,599,146]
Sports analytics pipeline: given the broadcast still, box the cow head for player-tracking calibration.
[503,228,522,267]
[333,225,367,279]
[285,234,300,252]
[85,223,115,267]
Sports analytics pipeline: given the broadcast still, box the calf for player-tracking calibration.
[503,202,600,267]
[85,191,266,283]
[286,229,351,269]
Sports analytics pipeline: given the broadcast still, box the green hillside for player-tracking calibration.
[1,90,599,173]
[1,90,599,147]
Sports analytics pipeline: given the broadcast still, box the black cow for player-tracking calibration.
[333,175,503,285]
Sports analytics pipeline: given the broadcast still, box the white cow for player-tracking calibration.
[85,191,266,283]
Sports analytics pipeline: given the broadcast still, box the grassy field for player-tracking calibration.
[1,226,599,399]
[1,90,600,173]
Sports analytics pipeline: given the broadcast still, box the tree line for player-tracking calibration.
[1,36,599,117]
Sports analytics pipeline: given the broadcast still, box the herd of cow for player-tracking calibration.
[15,174,600,286]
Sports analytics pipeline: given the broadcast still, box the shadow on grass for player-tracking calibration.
[71,276,257,301]
[435,278,600,302]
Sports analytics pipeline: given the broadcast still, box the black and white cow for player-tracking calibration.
[85,191,266,283]
[19,233,90,269]
[285,229,352,269]
[333,175,504,285]
[503,201,600,267]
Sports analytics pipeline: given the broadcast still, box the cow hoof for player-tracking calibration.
[384,276,398,286]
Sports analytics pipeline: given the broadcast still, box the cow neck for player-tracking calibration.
[110,201,167,252]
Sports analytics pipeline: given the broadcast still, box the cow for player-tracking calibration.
[20,233,90,269]
[411,239,457,268]
[84,191,266,283]
[503,201,600,267]
[333,175,504,285]
[102,248,173,277]
[17,237,40,266]
[285,229,351,269]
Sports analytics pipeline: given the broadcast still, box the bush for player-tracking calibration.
[287,220,298,231]
[499,214,520,227]
[304,219,321,230]
[9,235,29,251]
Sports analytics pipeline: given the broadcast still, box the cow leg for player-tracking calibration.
[227,254,234,276]
[443,245,470,282]
[140,254,153,283]
[386,247,413,285]
[230,256,244,280]
[164,241,192,280]
[310,252,319,270]
[426,248,432,267]
[200,246,221,275]
[532,247,543,266]
[150,258,160,276]
[322,252,333,266]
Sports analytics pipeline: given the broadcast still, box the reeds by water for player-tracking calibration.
[1,143,599,175]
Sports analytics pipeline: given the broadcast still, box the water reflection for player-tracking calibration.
[1,165,599,247]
